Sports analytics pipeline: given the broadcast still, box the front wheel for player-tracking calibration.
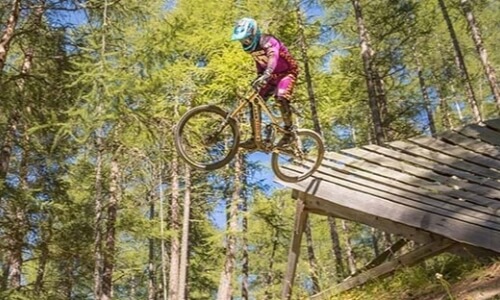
[174,105,240,170]
[271,129,324,183]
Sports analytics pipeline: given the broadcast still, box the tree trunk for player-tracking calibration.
[295,3,338,292]
[342,220,357,275]
[351,0,386,144]
[168,154,180,300]
[159,163,168,300]
[148,191,157,300]
[439,92,453,130]
[241,178,249,300]
[178,164,191,300]
[294,0,321,135]
[304,221,321,293]
[101,157,121,300]
[374,71,389,133]
[34,214,53,295]
[327,217,345,281]
[0,114,17,183]
[460,0,500,110]
[217,154,242,300]
[370,227,380,258]
[381,231,393,249]
[4,15,43,289]
[0,0,21,73]
[264,229,279,300]
[130,276,137,298]
[438,0,482,123]
[5,206,26,290]
[414,50,437,136]
[61,259,74,299]
[94,0,109,296]
[93,139,104,299]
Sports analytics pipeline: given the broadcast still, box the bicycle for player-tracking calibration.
[173,87,324,183]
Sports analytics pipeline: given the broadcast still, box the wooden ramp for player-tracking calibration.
[278,119,500,300]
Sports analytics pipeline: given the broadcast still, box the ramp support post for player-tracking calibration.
[281,193,308,300]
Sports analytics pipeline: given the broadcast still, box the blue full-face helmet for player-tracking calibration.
[231,17,261,52]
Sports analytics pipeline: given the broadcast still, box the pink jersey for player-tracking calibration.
[248,35,299,77]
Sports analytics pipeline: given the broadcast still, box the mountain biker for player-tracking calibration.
[231,17,299,149]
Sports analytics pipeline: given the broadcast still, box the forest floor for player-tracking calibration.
[402,262,500,300]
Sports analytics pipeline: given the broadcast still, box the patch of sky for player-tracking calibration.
[45,1,88,29]
[164,0,177,11]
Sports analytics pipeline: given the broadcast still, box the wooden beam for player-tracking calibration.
[363,144,500,193]
[389,140,500,180]
[484,119,500,132]
[278,175,500,252]
[440,131,500,159]
[340,147,500,207]
[354,238,408,274]
[306,163,500,227]
[321,152,499,215]
[310,239,456,300]
[281,194,309,300]
[409,136,500,171]
[458,124,500,147]
[300,194,439,244]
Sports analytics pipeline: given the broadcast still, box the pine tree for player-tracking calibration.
[460,0,500,110]
[438,0,482,122]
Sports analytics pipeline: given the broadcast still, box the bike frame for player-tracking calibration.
[228,89,291,152]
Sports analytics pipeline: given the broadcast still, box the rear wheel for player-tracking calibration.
[271,129,324,182]
[174,105,240,170]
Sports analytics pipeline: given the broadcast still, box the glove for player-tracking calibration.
[252,72,271,90]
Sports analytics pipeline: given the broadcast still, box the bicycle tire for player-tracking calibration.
[174,105,240,171]
[271,129,324,183]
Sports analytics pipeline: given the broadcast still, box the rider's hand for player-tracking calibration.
[252,72,271,90]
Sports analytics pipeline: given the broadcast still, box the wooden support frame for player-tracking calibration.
[310,238,456,300]
[277,119,500,299]
[281,193,308,300]
[354,238,408,276]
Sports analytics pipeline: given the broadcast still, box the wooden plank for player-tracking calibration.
[340,148,500,209]
[312,161,500,222]
[458,124,500,147]
[280,175,500,252]
[364,143,500,191]
[356,239,408,273]
[390,140,500,180]
[292,164,500,228]
[281,196,308,300]
[325,151,445,191]
[323,152,500,214]
[301,196,496,257]
[323,155,499,215]
[484,119,500,132]
[410,136,500,172]
[310,239,456,299]
[440,131,500,159]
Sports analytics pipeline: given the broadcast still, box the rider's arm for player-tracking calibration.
[262,36,280,76]
[255,60,264,75]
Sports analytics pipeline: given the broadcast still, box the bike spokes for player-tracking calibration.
[175,106,239,170]
[271,129,324,182]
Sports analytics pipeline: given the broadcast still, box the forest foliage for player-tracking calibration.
[0,0,499,299]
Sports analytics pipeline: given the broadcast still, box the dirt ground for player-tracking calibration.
[407,263,500,300]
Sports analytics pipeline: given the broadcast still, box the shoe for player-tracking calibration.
[239,138,256,150]
[276,133,293,148]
